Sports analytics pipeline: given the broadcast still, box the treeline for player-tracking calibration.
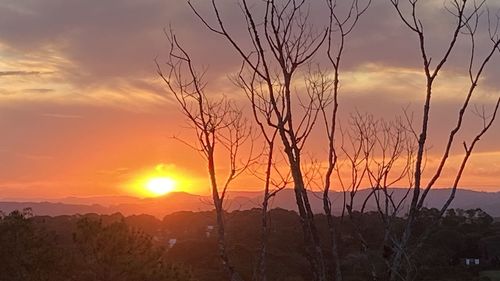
[1,207,499,281]
[0,209,193,281]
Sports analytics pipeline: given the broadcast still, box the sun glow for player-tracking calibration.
[127,164,196,197]
[146,177,177,196]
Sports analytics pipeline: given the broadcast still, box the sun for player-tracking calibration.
[128,164,192,197]
[146,177,177,196]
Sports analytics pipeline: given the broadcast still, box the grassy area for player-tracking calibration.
[480,271,500,281]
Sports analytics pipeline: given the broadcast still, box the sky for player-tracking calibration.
[0,0,499,199]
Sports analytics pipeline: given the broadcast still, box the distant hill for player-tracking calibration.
[0,201,110,216]
[0,192,213,217]
[1,188,499,218]
[227,188,500,216]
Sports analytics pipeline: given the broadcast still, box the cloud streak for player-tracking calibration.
[0,70,45,76]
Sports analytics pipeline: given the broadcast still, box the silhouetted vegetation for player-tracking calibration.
[1,207,500,281]
[0,209,193,281]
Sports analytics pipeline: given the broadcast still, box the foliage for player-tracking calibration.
[1,207,499,280]
[0,209,193,281]
[72,218,193,281]
[0,209,63,281]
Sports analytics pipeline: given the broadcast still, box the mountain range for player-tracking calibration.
[1,188,499,218]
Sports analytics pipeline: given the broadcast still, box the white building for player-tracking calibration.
[464,258,480,266]
[168,238,177,249]
[206,225,214,238]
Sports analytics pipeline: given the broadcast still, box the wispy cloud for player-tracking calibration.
[23,88,54,93]
[41,113,83,119]
[0,70,45,77]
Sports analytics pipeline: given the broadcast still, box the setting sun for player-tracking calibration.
[126,164,195,198]
[146,177,176,196]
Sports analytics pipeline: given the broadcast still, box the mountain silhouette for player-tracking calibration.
[1,188,499,218]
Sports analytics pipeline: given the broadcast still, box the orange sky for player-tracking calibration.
[0,0,499,199]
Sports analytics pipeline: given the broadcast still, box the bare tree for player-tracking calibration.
[188,1,331,279]
[387,0,500,279]
[188,1,371,280]
[235,65,292,281]
[156,29,254,281]
[329,113,416,280]
[364,117,416,263]
[318,1,371,277]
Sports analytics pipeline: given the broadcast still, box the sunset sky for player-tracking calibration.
[0,0,499,199]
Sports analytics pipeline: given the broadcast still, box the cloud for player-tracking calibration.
[0,0,498,106]
[23,88,54,93]
[97,168,131,177]
[0,70,45,76]
[41,113,83,119]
